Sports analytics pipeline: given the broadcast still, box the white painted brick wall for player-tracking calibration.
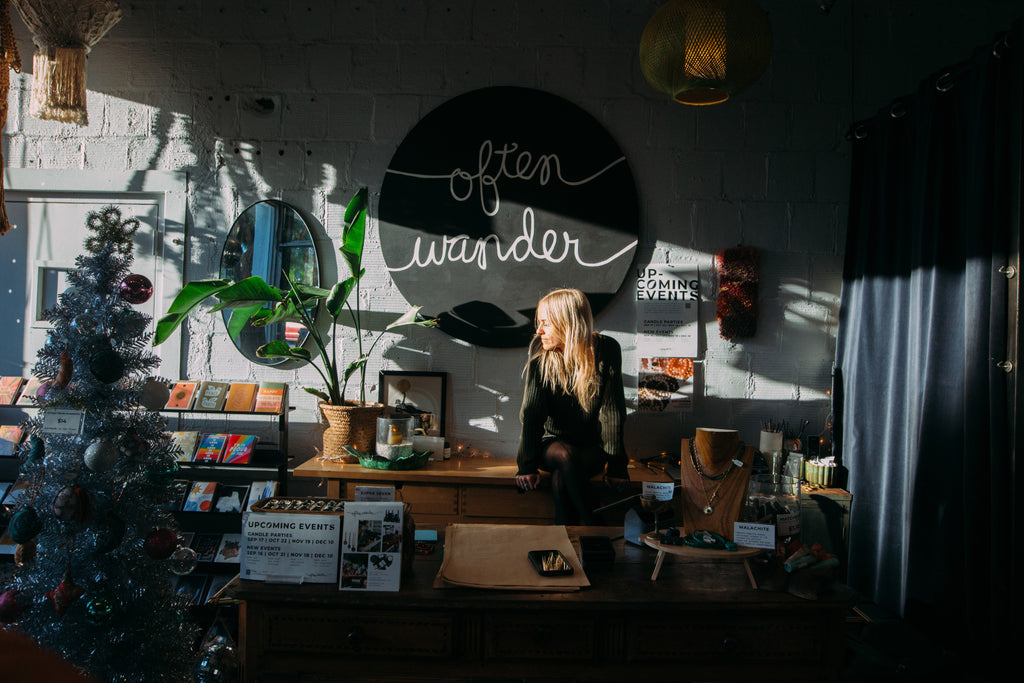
[4,1,1014,476]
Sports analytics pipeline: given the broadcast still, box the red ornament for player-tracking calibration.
[119,274,153,305]
[143,527,178,560]
[51,485,90,523]
[0,589,25,623]
[46,572,84,617]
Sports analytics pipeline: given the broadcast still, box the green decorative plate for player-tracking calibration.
[342,446,432,471]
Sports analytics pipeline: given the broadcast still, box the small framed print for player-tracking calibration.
[378,371,446,437]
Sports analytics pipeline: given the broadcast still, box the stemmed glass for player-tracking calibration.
[640,494,672,534]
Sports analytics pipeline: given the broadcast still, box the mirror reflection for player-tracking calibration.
[220,199,319,365]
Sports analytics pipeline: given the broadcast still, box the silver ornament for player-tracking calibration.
[84,438,119,472]
[169,546,198,576]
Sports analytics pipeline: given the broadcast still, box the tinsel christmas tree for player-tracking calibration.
[0,206,199,680]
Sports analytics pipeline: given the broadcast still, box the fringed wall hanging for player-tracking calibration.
[0,0,21,236]
[716,245,758,340]
[12,0,122,126]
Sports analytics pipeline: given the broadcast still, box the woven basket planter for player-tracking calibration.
[319,401,383,461]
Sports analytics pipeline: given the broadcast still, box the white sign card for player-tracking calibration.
[642,481,675,502]
[354,485,396,502]
[340,502,404,592]
[40,409,85,435]
[733,521,775,550]
[240,512,341,584]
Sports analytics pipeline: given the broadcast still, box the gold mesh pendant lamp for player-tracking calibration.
[640,0,773,106]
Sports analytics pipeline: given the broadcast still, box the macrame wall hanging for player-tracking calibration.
[0,0,21,236]
[716,245,759,340]
[12,0,122,126]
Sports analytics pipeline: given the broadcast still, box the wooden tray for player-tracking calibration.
[250,496,346,514]
[642,532,762,585]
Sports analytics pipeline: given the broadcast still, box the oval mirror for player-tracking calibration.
[220,199,319,366]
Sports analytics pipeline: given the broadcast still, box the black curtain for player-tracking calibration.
[836,19,1021,667]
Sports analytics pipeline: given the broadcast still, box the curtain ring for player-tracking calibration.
[935,72,954,92]
[889,101,906,119]
[844,123,870,141]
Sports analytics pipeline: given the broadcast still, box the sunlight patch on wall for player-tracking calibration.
[469,416,499,433]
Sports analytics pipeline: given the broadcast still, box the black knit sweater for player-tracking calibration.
[515,334,628,479]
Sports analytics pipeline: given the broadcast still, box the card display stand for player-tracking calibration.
[157,379,291,642]
[159,382,290,584]
[1,389,36,554]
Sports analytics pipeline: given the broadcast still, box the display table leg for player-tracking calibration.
[743,558,758,589]
[650,549,666,580]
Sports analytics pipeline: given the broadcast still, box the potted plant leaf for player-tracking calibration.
[152,188,437,454]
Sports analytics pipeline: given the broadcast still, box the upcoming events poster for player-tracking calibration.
[240,512,341,583]
[636,264,699,412]
[340,502,403,591]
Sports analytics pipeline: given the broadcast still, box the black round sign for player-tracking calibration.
[378,86,639,348]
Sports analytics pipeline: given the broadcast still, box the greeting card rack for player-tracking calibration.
[157,381,291,608]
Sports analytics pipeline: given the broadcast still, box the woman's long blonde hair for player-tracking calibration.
[528,288,599,410]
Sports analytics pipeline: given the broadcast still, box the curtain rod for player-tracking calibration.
[844,25,1016,141]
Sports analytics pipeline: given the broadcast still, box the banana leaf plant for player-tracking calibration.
[152,188,437,405]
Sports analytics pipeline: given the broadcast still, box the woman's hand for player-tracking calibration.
[515,473,541,492]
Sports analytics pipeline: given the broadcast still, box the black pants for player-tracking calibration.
[540,439,604,525]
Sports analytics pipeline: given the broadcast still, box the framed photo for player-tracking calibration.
[378,371,446,437]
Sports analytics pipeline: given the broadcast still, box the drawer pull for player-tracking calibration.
[532,626,552,644]
[721,635,738,653]
[348,625,365,651]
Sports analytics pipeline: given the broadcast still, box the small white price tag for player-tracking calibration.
[41,409,85,435]
[733,521,775,550]
[777,511,800,536]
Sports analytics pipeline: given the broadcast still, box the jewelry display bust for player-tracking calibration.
[680,428,754,540]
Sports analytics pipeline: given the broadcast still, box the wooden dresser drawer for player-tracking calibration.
[625,611,827,663]
[259,607,454,659]
[483,612,595,660]
[462,486,555,520]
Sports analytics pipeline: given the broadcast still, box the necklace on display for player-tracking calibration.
[689,439,745,515]
[689,439,745,480]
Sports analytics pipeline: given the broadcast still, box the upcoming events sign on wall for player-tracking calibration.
[378,87,640,348]
[636,264,700,413]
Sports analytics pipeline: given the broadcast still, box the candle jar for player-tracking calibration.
[376,416,414,461]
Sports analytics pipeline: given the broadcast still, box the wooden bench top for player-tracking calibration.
[293,455,672,487]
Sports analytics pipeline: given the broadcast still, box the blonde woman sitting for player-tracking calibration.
[514,288,629,525]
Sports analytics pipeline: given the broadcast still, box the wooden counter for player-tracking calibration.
[293,456,673,525]
[234,526,852,682]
